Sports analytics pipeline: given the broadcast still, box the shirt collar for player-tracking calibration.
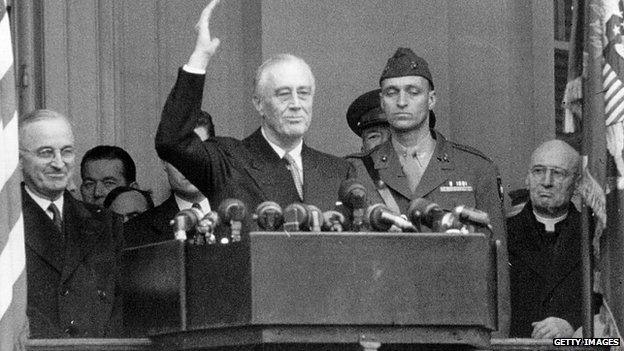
[261,127,304,170]
[174,194,211,213]
[24,185,64,218]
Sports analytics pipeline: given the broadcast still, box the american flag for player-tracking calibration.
[0,0,28,349]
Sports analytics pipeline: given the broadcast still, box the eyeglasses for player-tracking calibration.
[20,147,75,161]
[529,166,574,183]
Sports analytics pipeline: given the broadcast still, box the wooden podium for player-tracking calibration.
[121,232,498,350]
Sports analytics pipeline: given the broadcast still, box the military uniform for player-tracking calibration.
[346,129,510,335]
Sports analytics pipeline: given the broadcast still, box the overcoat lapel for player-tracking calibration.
[242,129,283,199]
[61,195,103,283]
[22,188,65,273]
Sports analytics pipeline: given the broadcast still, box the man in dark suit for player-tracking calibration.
[508,139,592,338]
[19,109,124,338]
[155,0,353,215]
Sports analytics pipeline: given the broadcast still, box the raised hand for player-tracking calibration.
[188,0,222,70]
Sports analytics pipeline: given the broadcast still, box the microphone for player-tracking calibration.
[322,210,345,232]
[283,203,308,231]
[218,199,247,243]
[338,179,367,231]
[306,205,323,232]
[366,203,416,232]
[453,205,491,227]
[408,198,461,232]
[170,207,204,240]
[196,211,220,244]
[254,201,283,230]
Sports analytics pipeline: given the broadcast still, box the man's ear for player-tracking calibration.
[252,95,263,115]
[428,90,437,111]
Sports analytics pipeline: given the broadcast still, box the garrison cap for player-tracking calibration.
[347,89,389,137]
[379,47,434,88]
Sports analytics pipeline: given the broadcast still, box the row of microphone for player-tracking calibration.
[170,179,492,245]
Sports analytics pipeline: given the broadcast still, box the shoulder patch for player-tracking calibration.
[450,142,493,163]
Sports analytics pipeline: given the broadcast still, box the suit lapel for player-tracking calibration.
[412,134,454,199]
[61,194,104,283]
[374,141,412,200]
[242,128,283,199]
[22,187,65,273]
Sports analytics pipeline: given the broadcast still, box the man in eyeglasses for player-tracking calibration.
[19,109,123,338]
[508,139,595,338]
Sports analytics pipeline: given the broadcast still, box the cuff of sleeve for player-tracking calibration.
[183,64,207,75]
[176,67,206,103]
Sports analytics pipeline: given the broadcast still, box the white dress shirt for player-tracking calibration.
[24,185,64,220]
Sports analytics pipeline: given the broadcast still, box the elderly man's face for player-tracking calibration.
[254,60,314,141]
[20,118,75,200]
[380,76,435,133]
[527,142,578,217]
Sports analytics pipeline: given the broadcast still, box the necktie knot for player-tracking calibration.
[48,203,63,233]
[192,202,202,211]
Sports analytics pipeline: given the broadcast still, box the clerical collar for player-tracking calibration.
[533,210,568,232]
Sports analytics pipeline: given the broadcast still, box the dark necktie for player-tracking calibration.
[283,154,303,201]
[48,203,63,233]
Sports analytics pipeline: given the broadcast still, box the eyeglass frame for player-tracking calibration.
[19,146,76,161]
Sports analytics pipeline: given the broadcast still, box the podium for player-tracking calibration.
[121,232,498,350]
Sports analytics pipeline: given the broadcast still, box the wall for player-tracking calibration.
[33,0,553,204]
[262,0,554,196]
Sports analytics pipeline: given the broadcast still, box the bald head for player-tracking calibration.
[527,140,579,217]
[530,140,579,172]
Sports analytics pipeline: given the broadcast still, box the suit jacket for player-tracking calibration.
[346,132,510,336]
[508,201,586,337]
[124,194,179,247]
[155,68,354,214]
[22,186,124,338]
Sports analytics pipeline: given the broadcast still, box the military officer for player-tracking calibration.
[345,47,509,336]
[346,89,391,152]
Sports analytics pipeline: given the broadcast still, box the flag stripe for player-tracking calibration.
[0,111,18,189]
[0,0,27,347]
[0,1,5,25]
[0,69,16,126]
[0,168,22,252]
[0,12,12,81]
[0,272,27,351]
[0,216,25,318]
